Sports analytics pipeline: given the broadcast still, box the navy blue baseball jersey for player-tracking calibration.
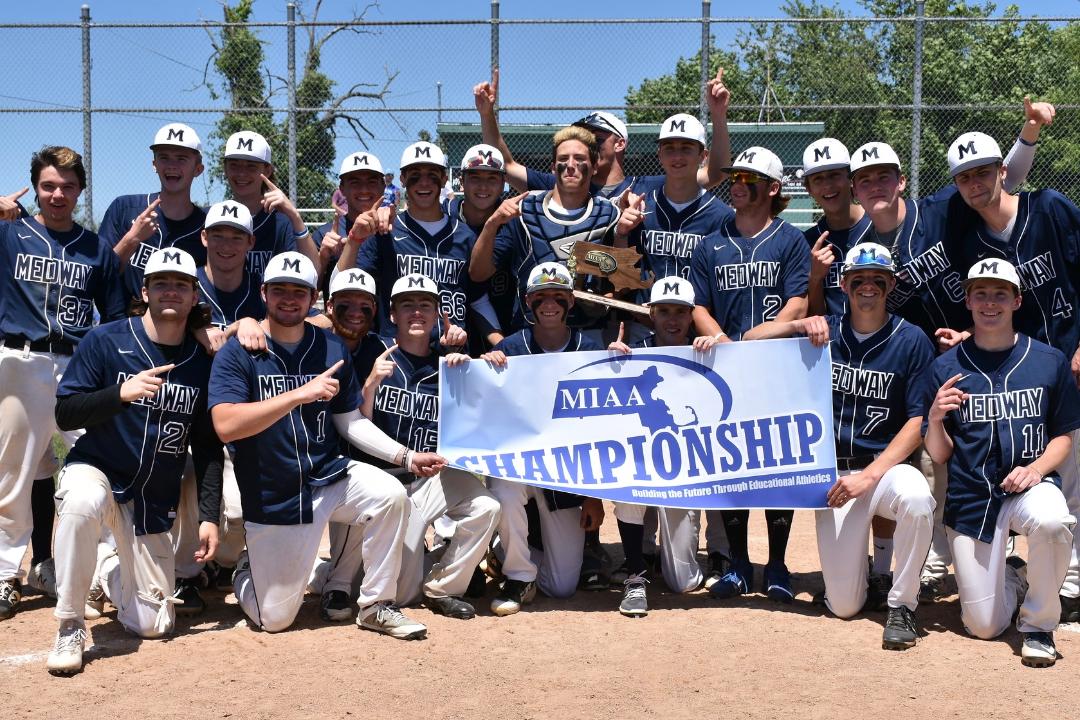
[627,187,733,304]
[367,336,441,473]
[875,187,979,336]
[58,317,215,535]
[827,313,934,458]
[249,209,298,286]
[492,191,620,331]
[355,211,479,332]
[98,193,207,300]
[951,191,1080,359]
[920,334,1080,542]
[0,215,127,344]
[688,216,811,339]
[494,327,601,511]
[208,325,361,525]
[525,167,665,199]
[804,213,874,316]
[195,266,265,331]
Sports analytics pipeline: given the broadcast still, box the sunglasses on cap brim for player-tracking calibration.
[574,113,621,137]
[728,171,770,185]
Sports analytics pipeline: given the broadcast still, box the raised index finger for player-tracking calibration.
[376,343,398,361]
[322,359,345,376]
[715,66,724,84]
[259,173,280,193]
[146,363,176,376]
[9,187,29,200]
[491,67,499,96]
[941,373,965,390]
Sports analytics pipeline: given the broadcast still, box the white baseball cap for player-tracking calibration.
[801,138,850,177]
[526,263,574,294]
[338,151,384,178]
[849,142,902,176]
[204,200,253,234]
[723,146,785,182]
[390,273,440,300]
[658,113,706,147]
[150,123,201,153]
[574,111,628,141]
[400,142,448,171]
[143,247,198,281]
[460,144,506,173]
[330,268,377,298]
[224,131,272,164]
[948,132,1003,177]
[964,258,1022,292]
[841,242,896,275]
[647,276,696,307]
[262,251,317,290]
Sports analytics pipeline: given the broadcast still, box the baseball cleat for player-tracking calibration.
[490,579,537,617]
[479,547,504,581]
[703,552,730,591]
[619,574,649,618]
[27,558,58,599]
[357,602,427,640]
[47,619,88,676]
[425,595,476,620]
[1060,594,1080,624]
[173,577,206,616]
[764,562,794,603]
[319,590,353,622]
[84,577,106,620]
[1020,631,1057,668]
[882,606,918,650]
[864,571,893,613]
[918,576,946,603]
[709,559,752,600]
[0,579,22,620]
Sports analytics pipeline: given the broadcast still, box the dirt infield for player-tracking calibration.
[2,506,1074,720]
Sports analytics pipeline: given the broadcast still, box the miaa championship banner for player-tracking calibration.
[438,339,837,509]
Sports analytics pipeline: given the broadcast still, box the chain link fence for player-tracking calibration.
[1,1,1076,230]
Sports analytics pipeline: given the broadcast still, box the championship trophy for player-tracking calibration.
[566,243,654,318]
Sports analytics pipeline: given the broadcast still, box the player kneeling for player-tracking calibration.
[924,260,1079,668]
[208,252,443,639]
[360,274,500,619]
[480,264,605,615]
[755,244,936,649]
[47,249,223,675]
[606,277,723,616]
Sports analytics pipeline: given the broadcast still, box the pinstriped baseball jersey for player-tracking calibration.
[952,190,1080,359]
[920,334,1080,542]
[804,213,874,316]
[688,216,811,339]
[58,317,213,535]
[827,313,935,457]
[208,325,361,526]
[98,193,207,299]
[195,266,265,330]
[627,187,733,304]
[0,215,127,343]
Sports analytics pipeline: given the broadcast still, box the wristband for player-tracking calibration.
[294,227,312,239]
[1018,136,1036,147]
[714,331,726,340]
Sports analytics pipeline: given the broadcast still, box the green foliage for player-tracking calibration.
[624,0,1079,198]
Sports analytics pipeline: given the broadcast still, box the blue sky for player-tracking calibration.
[2,0,1075,221]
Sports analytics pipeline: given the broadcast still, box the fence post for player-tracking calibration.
[910,0,925,198]
[81,4,93,223]
[490,0,500,119]
[699,0,711,123]
[287,2,298,203]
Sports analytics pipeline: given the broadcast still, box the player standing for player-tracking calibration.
[944,130,1080,622]
[99,123,207,301]
[357,273,500,619]
[46,248,223,674]
[479,263,605,615]
[923,259,1079,667]
[208,252,442,637]
[1,146,127,621]
[752,243,936,649]
[689,145,811,603]
[606,277,722,615]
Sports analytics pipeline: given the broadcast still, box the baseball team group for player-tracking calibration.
[1,67,1078,677]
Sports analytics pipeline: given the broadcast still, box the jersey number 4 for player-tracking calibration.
[1052,287,1074,319]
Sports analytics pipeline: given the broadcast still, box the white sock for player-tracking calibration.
[872,537,893,574]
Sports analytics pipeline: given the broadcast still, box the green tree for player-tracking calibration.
[203,0,399,207]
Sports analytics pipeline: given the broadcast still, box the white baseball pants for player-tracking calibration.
[816,463,935,617]
[948,481,1074,638]
[615,501,705,592]
[234,461,408,633]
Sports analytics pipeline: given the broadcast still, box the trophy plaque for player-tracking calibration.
[566,244,654,318]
